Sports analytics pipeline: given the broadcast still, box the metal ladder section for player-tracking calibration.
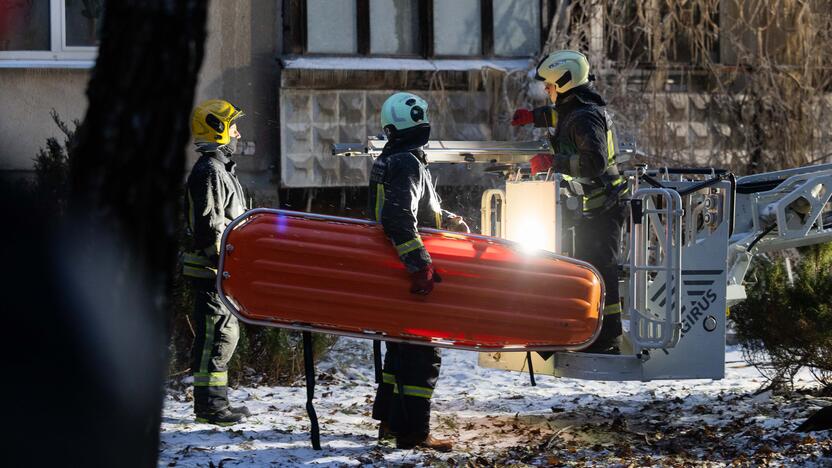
[628,188,684,354]
[726,165,832,304]
[750,170,832,252]
[332,138,549,164]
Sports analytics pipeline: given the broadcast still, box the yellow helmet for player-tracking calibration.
[191,99,244,145]
[534,50,590,94]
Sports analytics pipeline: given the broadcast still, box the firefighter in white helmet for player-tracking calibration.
[368,92,467,452]
[512,50,628,354]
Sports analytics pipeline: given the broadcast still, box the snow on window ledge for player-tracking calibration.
[280,56,533,72]
[0,59,95,69]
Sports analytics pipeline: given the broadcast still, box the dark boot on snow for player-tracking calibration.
[195,408,245,426]
[396,433,453,452]
[378,421,396,442]
[229,405,251,417]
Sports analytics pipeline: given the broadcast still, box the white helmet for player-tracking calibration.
[534,50,590,94]
[380,92,429,136]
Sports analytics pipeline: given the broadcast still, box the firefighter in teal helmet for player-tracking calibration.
[183,99,251,425]
[512,50,628,354]
[368,92,465,452]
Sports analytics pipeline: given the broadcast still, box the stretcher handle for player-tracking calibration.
[303,331,321,450]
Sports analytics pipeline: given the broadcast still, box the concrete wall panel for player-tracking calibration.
[0,69,89,170]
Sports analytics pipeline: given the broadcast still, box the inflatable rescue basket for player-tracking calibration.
[217,209,604,352]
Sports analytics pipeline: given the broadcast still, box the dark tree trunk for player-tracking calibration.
[62,1,208,465]
[6,2,207,464]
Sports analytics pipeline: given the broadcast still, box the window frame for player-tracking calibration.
[284,0,553,60]
[0,0,99,65]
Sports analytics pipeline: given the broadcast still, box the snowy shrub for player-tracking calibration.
[168,278,337,386]
[33,110,78,215]
[230,327,338,385]
[732,244,832,390]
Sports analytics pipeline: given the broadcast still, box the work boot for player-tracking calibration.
[582,313,622,355]
[378,421,396,441]
[229,405,251,417]
[396,433,453,452]
[195,408,245,426]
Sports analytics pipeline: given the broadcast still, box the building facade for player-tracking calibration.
[2,1,829,208]
[0,0,280,199]
[1,1,550,205]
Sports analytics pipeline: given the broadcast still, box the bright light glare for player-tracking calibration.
[515,218,547,253]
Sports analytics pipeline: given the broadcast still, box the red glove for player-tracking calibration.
[511,108,534,126]
[410,264,442,296]
[530,153,554,174]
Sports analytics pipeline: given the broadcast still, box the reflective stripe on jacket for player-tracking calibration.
[368,147,443,273]
[533,85,628,212]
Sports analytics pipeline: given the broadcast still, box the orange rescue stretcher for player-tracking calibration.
[217,209,605,352]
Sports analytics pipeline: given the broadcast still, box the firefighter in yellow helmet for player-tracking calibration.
[512,50,628,354]
[183,99,250,425]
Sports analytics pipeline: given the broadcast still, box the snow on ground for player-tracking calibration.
[160,339,832,467]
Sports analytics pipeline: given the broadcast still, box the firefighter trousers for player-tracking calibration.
[190,278,240,415]
[570,201,627,345]
[372,342,441,436]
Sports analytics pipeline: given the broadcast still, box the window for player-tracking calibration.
[285,0,544,58]
[433,0,481,56]
[493,0,540,57]
[306,0,358,54]
[0,1,51,51]
[369,0,420,55]
[0,0,103,64]
[64,0,104,48]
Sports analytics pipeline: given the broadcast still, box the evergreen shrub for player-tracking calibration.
[732,244,832,390]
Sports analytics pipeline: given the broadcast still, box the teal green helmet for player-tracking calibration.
[380,92,430,136]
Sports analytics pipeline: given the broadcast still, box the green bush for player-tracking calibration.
[732,243,832,390]
[167,271,338,386]
[230,327,338,386]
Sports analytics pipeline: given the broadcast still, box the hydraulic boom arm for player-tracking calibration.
[332,138,549,164]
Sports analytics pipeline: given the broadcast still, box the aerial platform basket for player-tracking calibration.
[217,209,604,352]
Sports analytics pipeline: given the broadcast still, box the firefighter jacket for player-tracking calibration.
[532,84,626,212]
[368,142,446,273]
[183,150,248,279]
